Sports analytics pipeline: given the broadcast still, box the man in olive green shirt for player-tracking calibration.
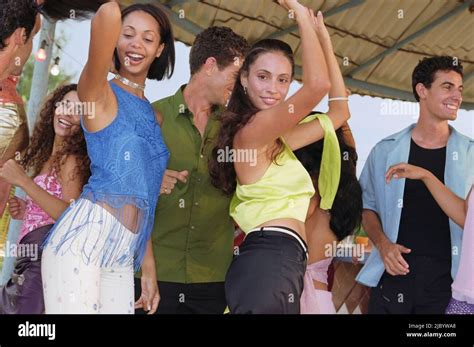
[135,27,248,314]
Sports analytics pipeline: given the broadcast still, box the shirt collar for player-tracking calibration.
[172,84,224,120]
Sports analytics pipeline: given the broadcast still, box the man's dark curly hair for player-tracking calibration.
[412,56,463,102]
[189,26,249,75]
[0,0,37,51]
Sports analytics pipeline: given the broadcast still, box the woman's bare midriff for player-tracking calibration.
[257,218,307,242]
[96,201,139,233]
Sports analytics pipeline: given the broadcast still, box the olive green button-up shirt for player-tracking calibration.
[150,85,234,283]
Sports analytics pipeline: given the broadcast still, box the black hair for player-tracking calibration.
[113,3,175,81]
[294,112,362,241]
[0,0,37,50]
[412,56,463,102]
[209,39,295,196]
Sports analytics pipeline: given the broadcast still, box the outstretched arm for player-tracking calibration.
[235,0,330,151]
[386,163,468,228]
[40,0,111,20]
[284,11,349,151]
[78,1,121,132]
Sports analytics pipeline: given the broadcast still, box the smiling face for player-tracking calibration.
[417,70,463,121]
[115,10,164,78]
[53,91,81,138]
[241,51,292,110]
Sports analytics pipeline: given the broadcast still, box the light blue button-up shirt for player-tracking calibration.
[357,124,474,287]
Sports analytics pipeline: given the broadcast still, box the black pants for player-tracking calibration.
[134,278,226,314]
[368,255,452,314]
[225,227,307,314]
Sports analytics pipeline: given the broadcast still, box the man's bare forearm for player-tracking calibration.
[362,209,389,249]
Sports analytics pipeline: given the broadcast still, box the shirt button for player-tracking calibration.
[200,154,204,159]
[190,225,195,230]
[197,178,201,182]
[194,202,199,206]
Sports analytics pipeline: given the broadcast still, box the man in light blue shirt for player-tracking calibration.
[357,56,473,314]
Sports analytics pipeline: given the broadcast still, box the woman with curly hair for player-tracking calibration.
[0,84,90,314]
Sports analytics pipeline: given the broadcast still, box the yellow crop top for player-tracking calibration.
[229,138,315,233]
[229,113,341,234]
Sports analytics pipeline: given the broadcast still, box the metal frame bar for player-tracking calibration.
[160,0,205,36]
[348,1,472,77]
[344,76,474,110]
[295,64,473,109]
[266,0,365,40]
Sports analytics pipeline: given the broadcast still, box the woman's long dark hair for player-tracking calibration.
[294,113,362,241]
[21,84,91,187]
[209,39,295,196]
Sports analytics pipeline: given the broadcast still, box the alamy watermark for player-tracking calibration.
[324,241,366,262]
[216,146,257,167]
[18,321,55,341]
[0,241,38,261]
[55,100,96,119]
[380,99,419,119]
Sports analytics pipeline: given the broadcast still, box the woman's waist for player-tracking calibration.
[244,224,308,257]
[231,201,310,234]
[256,219,306,242]
[84,174,161,198]
[77,193,154,233]
[81,186,154,206]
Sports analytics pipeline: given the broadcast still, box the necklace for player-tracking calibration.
[113,73,146,92]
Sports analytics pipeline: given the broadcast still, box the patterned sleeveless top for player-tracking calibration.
[45,82,169,270]
[18,172,62,243]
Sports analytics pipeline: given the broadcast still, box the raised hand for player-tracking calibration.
[309,10,331,44]
[278,0,312,21]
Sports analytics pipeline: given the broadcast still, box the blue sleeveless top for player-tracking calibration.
[45,82,169,270]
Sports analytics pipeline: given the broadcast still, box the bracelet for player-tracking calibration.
[328,97,349,102]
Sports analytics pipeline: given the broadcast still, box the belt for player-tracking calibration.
[247,226,308,254]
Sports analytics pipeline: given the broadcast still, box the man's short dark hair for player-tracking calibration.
[412,56,463,102]
[189,26,249,75]
[0,0,37,51]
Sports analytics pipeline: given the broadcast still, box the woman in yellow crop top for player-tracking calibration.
[209,0,350,314]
